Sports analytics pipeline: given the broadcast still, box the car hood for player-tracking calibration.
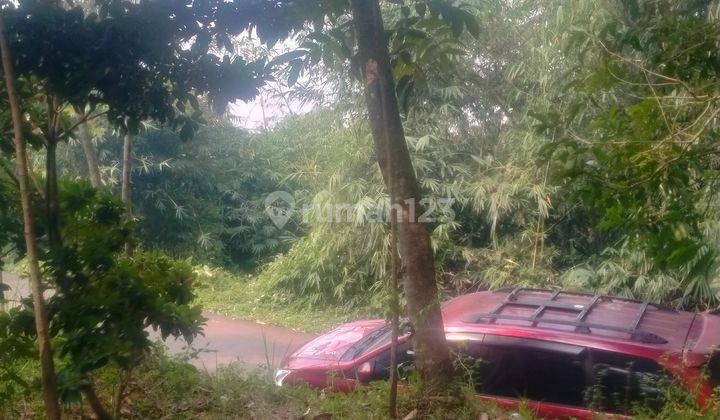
[285,319,385,365]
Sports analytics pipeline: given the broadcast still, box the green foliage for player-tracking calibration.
[275,0,481,96]
[0,307,38,410]
[246,0,720,312]
[83,113,347,266]
[2,339,718,418]
[633,386,720,419]
[194,266,369,333]
[0,181,205,404]
[0,156,22,272]
[112,125,287,265]
[527,0,720,308]
[39,0,720,315]
[5,0,267,135]
[2,345,510,419]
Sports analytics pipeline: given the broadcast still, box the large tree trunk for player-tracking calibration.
[77,116,102,188]
[349,0,456,397]
[0,11,62,419]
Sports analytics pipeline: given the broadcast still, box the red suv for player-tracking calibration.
[276,288,720,418]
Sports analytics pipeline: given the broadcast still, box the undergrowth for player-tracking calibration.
[115,349,516,419]
[1,345,511,419]
[2,342,720,419]
[193,265,378,333]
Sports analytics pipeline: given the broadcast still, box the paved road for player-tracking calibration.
[1,272,316,372]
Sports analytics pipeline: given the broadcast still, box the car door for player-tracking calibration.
[584,349,673,415]
[458,334,607,419]
[346,332,626,418]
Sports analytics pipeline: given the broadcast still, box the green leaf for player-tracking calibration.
[287,59,304,87]
[462,10,480,38]
[268,50,309,68]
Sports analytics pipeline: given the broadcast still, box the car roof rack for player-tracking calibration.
[466,288,672,345]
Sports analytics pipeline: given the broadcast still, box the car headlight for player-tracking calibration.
[274,369,291,386]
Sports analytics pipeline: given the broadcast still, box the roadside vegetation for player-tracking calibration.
[2,0,720,418]
[1,345,512,419]
[194,266,369,332]
[3,345,719,419]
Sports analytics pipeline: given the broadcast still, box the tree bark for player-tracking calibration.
[112,367,132,419]
[121,132,133,215]
[0,11,62,420]
[45,136,60,247]
[121,132,133,256]
[82,384,112,420]
[388,205,400,418]
[77,116,102,188]
[349,0,456,397]
[0,270,5,311]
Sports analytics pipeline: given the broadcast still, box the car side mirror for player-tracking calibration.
[357,361,373,383]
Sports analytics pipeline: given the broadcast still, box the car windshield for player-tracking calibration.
[340,325,392,361]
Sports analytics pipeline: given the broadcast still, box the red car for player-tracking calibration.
[276,288,720,418]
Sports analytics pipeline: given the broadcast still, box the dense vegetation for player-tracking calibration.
[2,0,720,418]
[53,0,720,314]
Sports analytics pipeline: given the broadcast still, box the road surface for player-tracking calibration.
[1,272,316,372]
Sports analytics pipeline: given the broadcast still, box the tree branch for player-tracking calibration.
[60,110,108,140]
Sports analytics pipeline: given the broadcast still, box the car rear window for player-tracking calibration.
[585,350,671,414]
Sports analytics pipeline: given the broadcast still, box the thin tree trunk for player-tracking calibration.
[121,132,133,215]
[121,132,133,256]
[350,0,456,397]
[45,137,60,247]
[30,166,46,201]
[0,11,62,419]
[82,385,112,420]
[0,270,5,311]
[77,116,102,188]
[112,368,131,419]
[259,93,268,131]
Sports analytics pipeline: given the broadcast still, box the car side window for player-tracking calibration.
[461,335,588,407]
[585,350,672,414]
[370,341,414,381]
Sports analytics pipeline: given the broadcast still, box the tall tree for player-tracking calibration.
[349,0,455,396]
[0,9,61,419]
[252,0,479,397]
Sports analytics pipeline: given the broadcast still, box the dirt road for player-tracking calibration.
[1,272,316,372]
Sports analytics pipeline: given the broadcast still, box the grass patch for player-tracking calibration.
[110,349,514,419]
[3,341,719,419]
[194,266,378,333]
[1,345,513,419]
[4,261,376,333]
